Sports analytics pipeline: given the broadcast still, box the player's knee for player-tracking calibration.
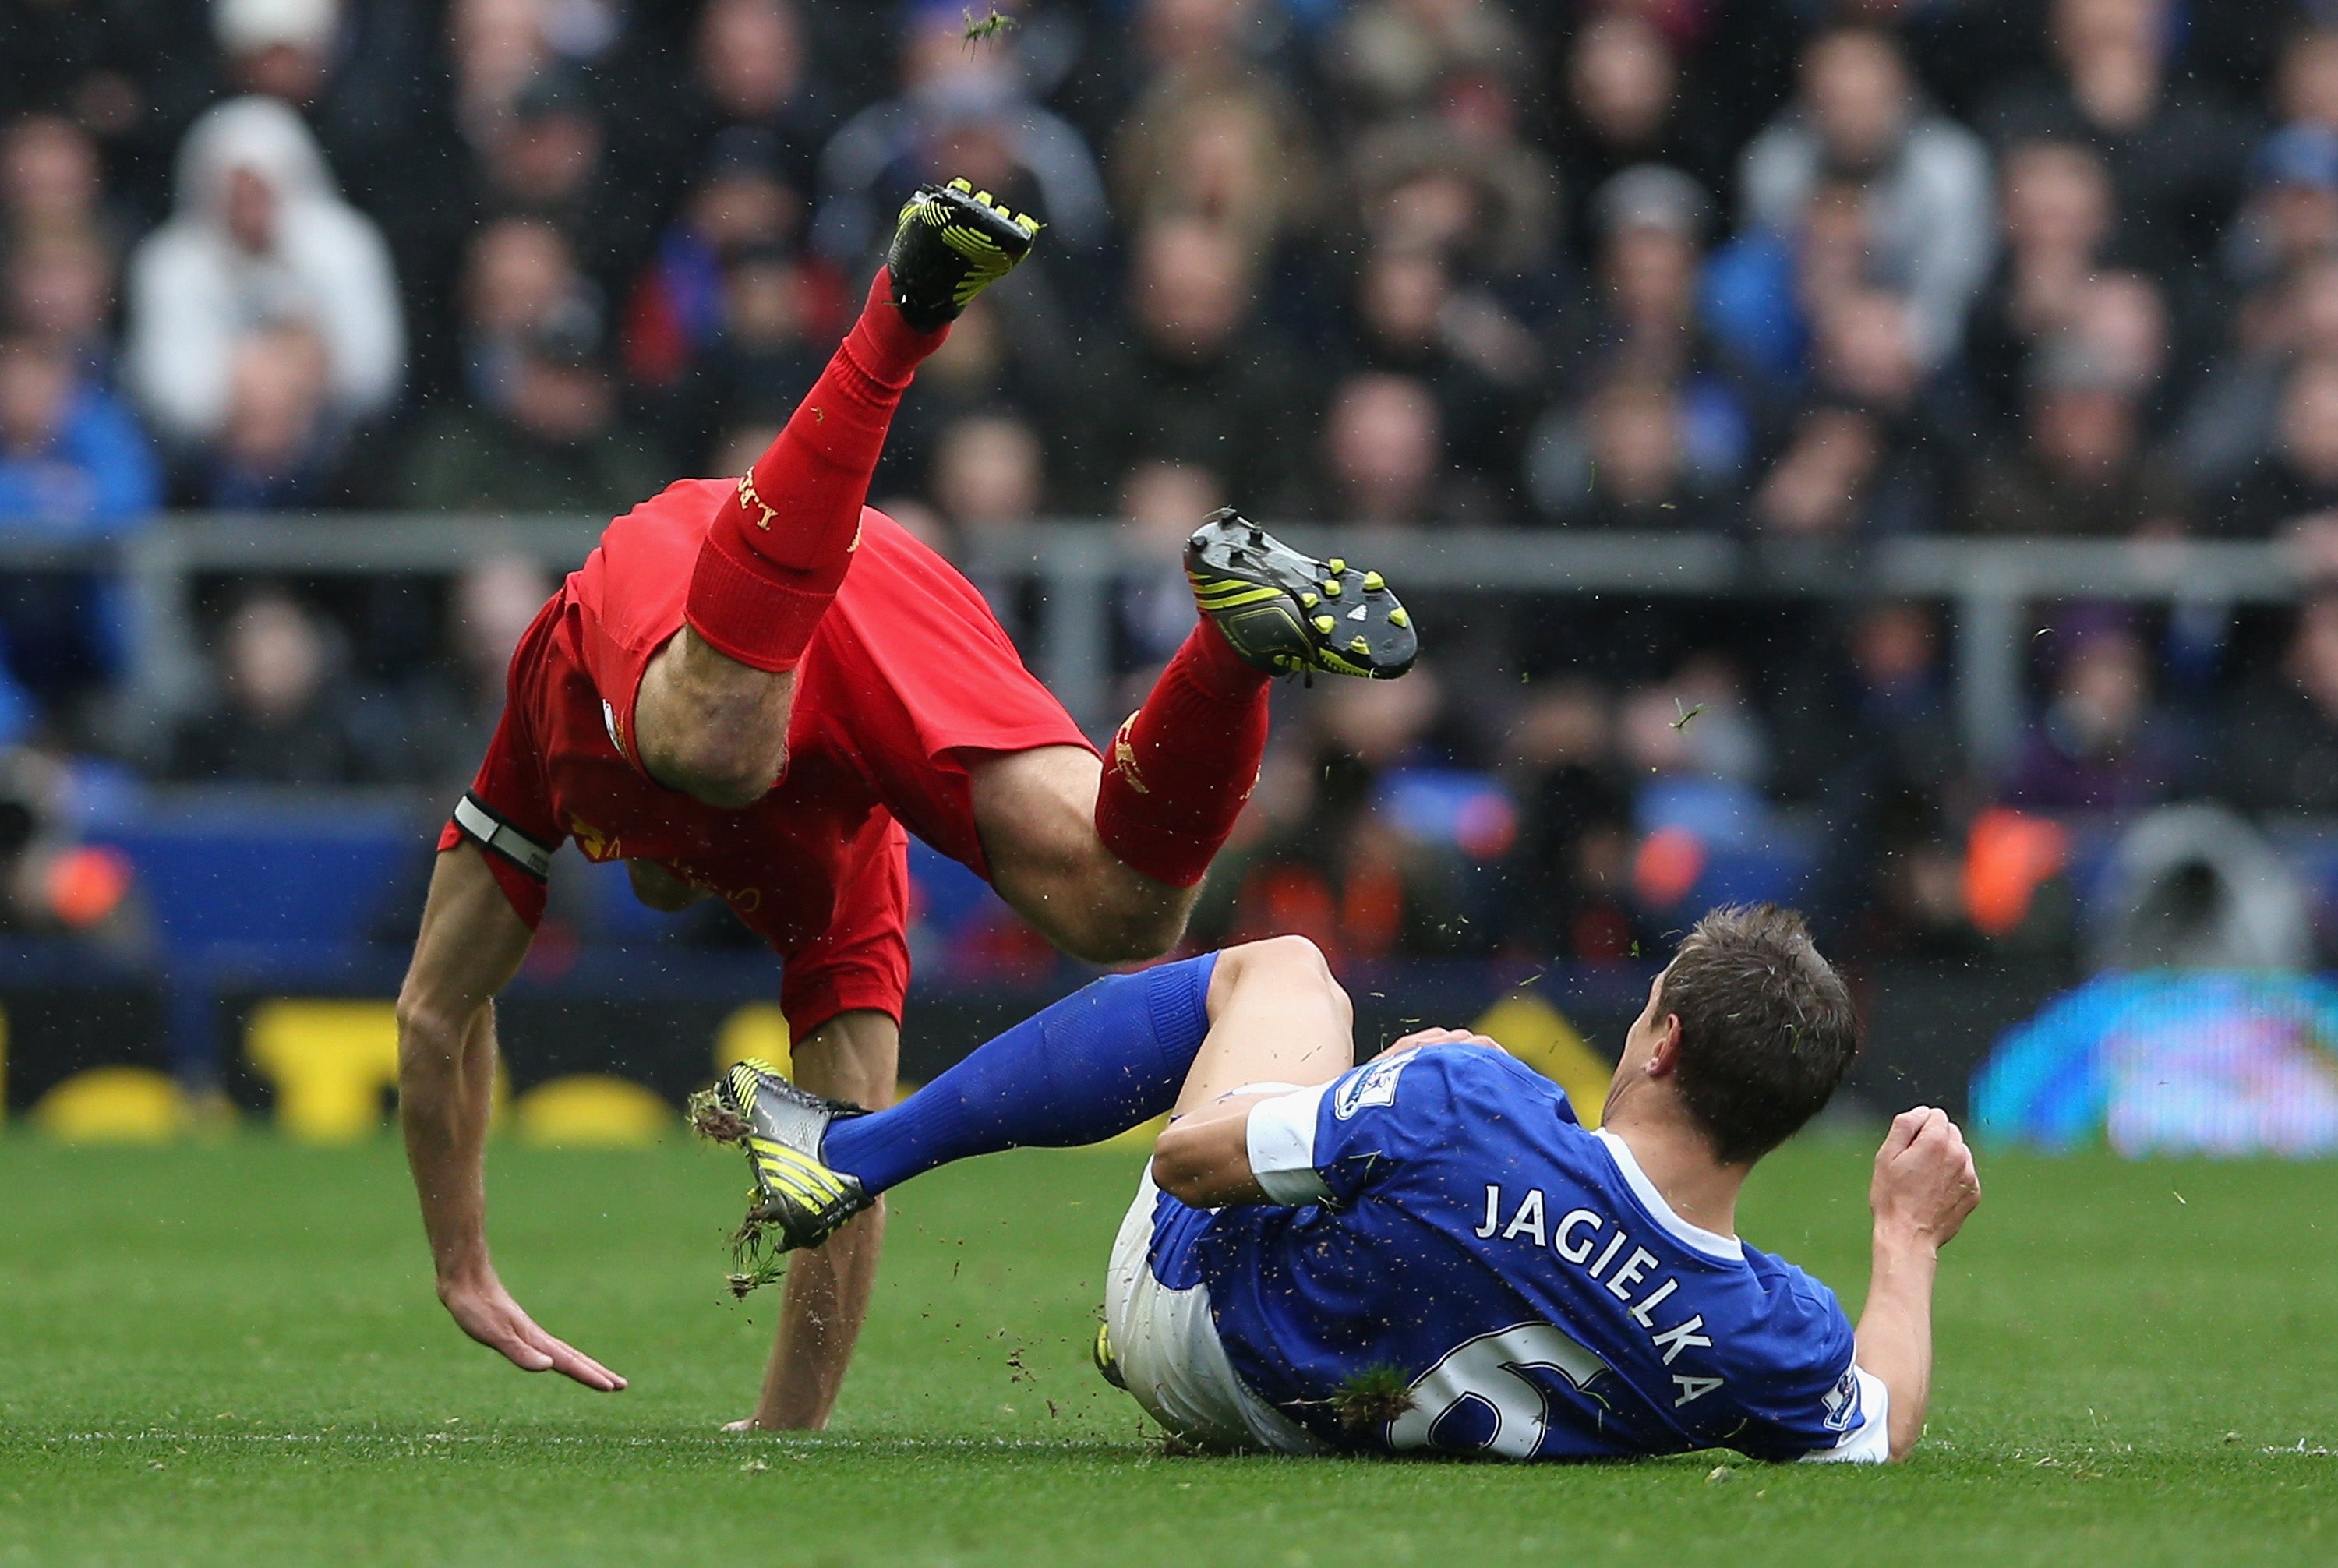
[645,733,788,811]
[1236,934,1350,1021]
[635,630,795,807]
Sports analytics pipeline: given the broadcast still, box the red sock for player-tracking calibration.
[1094,623,1273,888]
[685,268,948,671]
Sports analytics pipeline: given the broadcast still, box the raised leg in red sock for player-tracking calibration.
[686,268,947,672]
[1094,622,1273,888]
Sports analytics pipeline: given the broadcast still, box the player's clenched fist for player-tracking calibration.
[1869,1106,1982,1253]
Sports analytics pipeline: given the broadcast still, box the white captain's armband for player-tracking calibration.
[1796,1365,1891,1464]
[451,792,555,881]
[1243,1080,1333,1205]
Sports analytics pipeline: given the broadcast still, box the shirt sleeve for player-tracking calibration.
[1244,1081,1333,1204]
[440,697,562,927]
[1794,1365,1891,1464]
[1239,1045,1473,1207]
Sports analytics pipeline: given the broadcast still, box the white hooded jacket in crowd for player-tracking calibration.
[125,96,404,447]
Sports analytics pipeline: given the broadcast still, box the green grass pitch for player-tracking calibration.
[2,1135,2333,1566]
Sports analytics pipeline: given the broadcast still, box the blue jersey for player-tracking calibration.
[1146,1045,1887,1462]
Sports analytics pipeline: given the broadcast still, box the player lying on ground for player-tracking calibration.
[396,180,1418,1429]
[705,906,1980,1461]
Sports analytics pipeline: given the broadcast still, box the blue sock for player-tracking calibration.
[821,952,1218,1195]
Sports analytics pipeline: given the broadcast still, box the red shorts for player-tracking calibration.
[445,479,1093,1036]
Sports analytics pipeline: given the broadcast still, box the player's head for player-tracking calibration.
[1609,903,1858,1165]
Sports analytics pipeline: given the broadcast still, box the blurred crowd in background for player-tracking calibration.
[11,0,2338,972]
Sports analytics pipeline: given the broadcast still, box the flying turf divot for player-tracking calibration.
[684,1086,789,1299]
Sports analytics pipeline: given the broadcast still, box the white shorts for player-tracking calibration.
[1103,1168,1331,1456]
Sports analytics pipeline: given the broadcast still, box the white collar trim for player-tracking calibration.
[1593,1128,1744,1262]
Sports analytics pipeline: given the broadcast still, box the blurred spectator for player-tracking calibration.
[1527,167,1754,525]
[1349,116,1557,284]
[0,332,157,722]
[1498,680,1637,959]
[668,244,829,473]
[608,0,830,254]
[168,589,362,784]
[1324,0,1527,127]
[197,323,345,509]
[123,97,402,450]
[1752,291,1969,537]
[401,300,666,514]
[215,0,341,108]
[2003,618,2183,812]
[1321,371,1456,525]
[1115,459,1227,669]
[1614,655,1771,918]
[1196,666,1476,960]
[621,129,816,394]
[1570,166,1720,387]
[1773,601,1976,957]
[2278,23,2338,140]
[2178,254,2338,493]
[1527,375,1718,531]
[1980,0,2254,273]
[2218,588,2338,816]
[1348,243,1534,490]
[0,334,157,533]
[447,0,555,138]
[377,554,555,786]
[881,287,1075,503]
[812,0,1108,264]
[1549,12,1724,266]
[1965,339,2187,537]
[2218,357,2338,539]
[459,216,588,411]
[5,228,115,376]
[2221,125,2338,293]
[1069,217,1304,511]
[1737,26,1995,372]
[1,113,112,248]
[1967,138,2118,422]
[469,68,626,273]
[0,4,213,223]
[932,412,1044,539]
[1110,30,1323,273]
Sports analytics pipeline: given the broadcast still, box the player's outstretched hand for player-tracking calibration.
[439,1269,627,1392]
[1377,1026,1502,1059]
[1869,1106,1981,1255]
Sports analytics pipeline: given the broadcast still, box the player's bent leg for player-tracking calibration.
[634,628,796,809]
[1174,934,1355,1114]
[969,745,1198,964]
[733,1009,899,1431]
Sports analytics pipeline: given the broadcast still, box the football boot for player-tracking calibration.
[886,177,1041,331]
[1185,509,1418,680]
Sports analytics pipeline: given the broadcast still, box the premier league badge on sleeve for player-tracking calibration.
[1821,1367,1862,1433]
[1335,1054,1413,1120]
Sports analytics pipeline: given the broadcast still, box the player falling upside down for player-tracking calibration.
[705,906,1982,1462]
[396,181,1418,1429]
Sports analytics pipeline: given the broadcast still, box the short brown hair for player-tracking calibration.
[1656,905,1859,1164]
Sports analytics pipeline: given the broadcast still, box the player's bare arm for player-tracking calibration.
[396,842,626,1392]
[1856,1106,1983,1460]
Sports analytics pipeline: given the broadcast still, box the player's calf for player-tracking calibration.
[969,746,1199,964]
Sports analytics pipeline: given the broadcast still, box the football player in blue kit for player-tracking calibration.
[705,904,1980,1463]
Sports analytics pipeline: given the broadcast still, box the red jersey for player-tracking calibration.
[443,479,1092,1035]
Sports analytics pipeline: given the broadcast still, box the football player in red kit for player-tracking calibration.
[395,181,1418,1430]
